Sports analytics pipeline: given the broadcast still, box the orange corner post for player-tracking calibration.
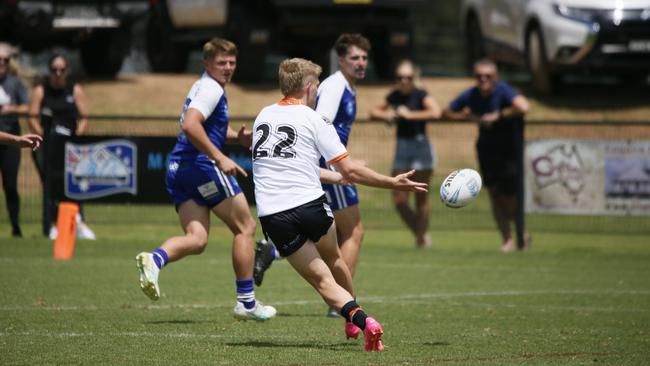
[53,202,79,260]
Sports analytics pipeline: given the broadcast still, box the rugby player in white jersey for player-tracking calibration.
[255,33,372,318]
[252,58,427,351]
[135,38,276,321]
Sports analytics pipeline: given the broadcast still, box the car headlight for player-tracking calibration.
[553,4,600,23]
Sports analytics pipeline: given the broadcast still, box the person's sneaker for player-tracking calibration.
[49,226,58,240]
[253,239,275,286]
[327,307,341,318]
[77,222,96,240]
[363,317,384,352]
[11,226,22,238]
[135,252,160,301]
[415,234,432,249]
[500,239,516,253]
[233,301,277,321]
[345,322,360,340]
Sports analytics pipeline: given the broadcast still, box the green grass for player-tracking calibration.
[1,216,649,365]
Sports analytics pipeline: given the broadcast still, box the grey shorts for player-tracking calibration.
[392,135,436,171]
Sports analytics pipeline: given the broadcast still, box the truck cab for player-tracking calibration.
[1,0,148,77]
[146,0,421,81]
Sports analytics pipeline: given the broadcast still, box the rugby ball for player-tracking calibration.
[440,169,482,208]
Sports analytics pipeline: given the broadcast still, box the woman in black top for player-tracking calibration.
[28,53,95,240]
[371,60,441,248]
[0,42,30,237]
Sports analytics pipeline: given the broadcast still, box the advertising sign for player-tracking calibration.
[64,139,137,199]
[526,140,650,216]
[50,136,255,204]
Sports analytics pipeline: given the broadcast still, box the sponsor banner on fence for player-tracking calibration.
[64,139,137,200]
[51,136,255,204]
[526,139,650,216]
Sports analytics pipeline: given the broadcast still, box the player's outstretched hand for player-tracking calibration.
[17,134,43,151]
[237,124,253,148]
[218,157,248,177]
[393,170,428,192]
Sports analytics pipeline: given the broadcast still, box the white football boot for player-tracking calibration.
[136,252,160,300]
[233,301,277,321]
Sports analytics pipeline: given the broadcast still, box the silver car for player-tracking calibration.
[461,0,650,93]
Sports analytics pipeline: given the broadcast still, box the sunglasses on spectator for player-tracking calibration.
[397,75,414,81]
[475,73,495,81]
[50,66,67,74]
[0,57,10,65]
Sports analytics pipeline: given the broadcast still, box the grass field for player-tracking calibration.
[1,211,649,365]
[1,74,649,364]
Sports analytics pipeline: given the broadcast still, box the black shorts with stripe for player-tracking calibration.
[259,195,334,258]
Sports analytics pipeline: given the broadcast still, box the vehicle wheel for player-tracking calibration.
[465,14,485,72]
[145,8,188,72]
[619,73,650,88]
[81,30,129,78]
[527,27,558,94]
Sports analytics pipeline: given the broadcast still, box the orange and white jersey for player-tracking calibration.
[252,98,348,217]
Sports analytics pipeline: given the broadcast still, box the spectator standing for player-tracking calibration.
[28,53,95,240]
[443,59,530,252]
[0,42,29,237]
[371,60,441,248]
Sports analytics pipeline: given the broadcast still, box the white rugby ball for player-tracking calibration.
[440,169,482,208]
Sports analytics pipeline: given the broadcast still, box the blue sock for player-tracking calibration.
[152,248,169,269]
[236,278,256,309]
[273,246,281,260]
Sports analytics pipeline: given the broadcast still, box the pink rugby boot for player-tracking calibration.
[345,322,360,339]
[363,317,384,352]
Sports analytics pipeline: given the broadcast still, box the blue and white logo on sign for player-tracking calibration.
[65,139,137,199]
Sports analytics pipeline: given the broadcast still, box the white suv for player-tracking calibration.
[461,0,650,93]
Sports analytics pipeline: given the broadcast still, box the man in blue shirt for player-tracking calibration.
[444,59,530,252]
[135,38,276,321]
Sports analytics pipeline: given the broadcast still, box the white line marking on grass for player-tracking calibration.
[1,289,648,312]
[0,331,300,339]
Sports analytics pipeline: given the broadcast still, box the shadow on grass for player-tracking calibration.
[276,312,326,318]
[225,340,357,351]
[423,341,451,346]
[145,319,208,325]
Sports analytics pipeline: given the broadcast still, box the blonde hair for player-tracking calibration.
[0,42,19,76]
[395,59,423,88]
[278,58,322,96]
[202,38,237,60]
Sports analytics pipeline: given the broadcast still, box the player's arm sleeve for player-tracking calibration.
[313,114,348,163]
[315,81,345,123]
[188,81,223,120]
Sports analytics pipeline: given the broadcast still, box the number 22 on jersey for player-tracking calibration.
[253,123,298,159]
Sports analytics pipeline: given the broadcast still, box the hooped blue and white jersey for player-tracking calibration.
[170,72,229,161]
[315,71,356,146]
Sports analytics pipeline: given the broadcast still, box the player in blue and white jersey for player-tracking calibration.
[135,38,275,321]
[317,34,371,316]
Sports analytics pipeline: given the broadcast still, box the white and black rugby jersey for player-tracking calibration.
[252,98,348,217]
